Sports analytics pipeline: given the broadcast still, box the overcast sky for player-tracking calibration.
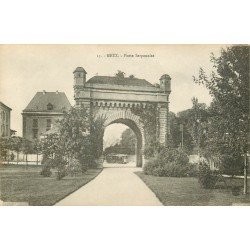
[0,45,224,138]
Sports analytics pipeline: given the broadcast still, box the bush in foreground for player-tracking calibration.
[198,164,218,189]
[144,148,197,177]
[40,166,52,177]
[41,156,68,180]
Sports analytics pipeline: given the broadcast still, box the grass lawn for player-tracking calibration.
[0,165,102,206]
[135,172,250,206]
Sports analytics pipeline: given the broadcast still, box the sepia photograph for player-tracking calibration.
[0,44,249,206]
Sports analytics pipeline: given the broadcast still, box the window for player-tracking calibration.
[47,103,53,110]
[33,119,38,128]
[46,119,52,129]
[33,129,38,139]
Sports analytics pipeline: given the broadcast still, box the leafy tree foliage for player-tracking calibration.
[104,128,136,155]
[90,114,106,159]
[120,128,136,153]
[131,103,158,157]
[115,70,125,78]
[59,106,91,164]
[0,137,8,161]
[40,106,106,178]
[144,147,196,177]
[21,138,34,164]
[179,98,209,155]
[0,136,34,164]
[40,133,61,159]
[194,45,249,175]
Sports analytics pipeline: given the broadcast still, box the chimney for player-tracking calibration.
[43,90,46,95]
[56,90,59,94]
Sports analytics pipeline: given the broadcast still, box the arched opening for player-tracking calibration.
[103,118,143,168]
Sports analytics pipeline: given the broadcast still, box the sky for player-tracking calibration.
[0,45,224,141]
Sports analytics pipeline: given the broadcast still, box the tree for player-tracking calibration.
[33,139,42,165]
[115,70,125,78]
[59,106,106,170]
[120,128,136,154]
[9,136,23,165]
[21,138,33,165]
[176,110,197,154]
[39,106,107,178]
[104,128,136,155]
[40,133,60,160]
[194,45,249,175]
[131,104,158,144]
[186,97,209,156]
[0,138,8,162]
[90,114,106,159]
[59,106,91,171]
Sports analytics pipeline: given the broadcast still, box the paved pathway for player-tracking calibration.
[55,164,162,206]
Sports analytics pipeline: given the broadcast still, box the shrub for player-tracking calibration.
[42,158,57,168]
[231,186,241,196]
[57,167,68,180]
[160,147,189,167]
[40,158,54,177]
[144,140,165,159]
[144,157,164,176]
[42,155,68,180]
[68,158,88,176]
[77,153,98,169]
[54,156,68,180]
[220,154,244,176]
[198,164,218,189]
[40,166,52,177]
[186,163,199,177]
[144,149,197,178]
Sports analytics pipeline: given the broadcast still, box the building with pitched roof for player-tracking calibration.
[22,91,71,141]
[0,102,12,138]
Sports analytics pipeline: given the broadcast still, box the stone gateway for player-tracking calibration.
[73,67,171,167]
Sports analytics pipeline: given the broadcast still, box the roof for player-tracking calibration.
[160,74,171,80]
[23,91,72,112]
[0,102,12,110]
[73,67,87,74]
[87,76,153,87]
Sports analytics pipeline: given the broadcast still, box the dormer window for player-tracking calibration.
[47,103,53,110]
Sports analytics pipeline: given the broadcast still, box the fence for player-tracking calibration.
[1,150,43,165]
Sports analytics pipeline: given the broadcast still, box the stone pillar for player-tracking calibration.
[135,135,143,167]
[136,143,143,168]
[159,104,168,145]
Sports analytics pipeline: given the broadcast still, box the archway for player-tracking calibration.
[73,66,172,167]
[102,111,144,167]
